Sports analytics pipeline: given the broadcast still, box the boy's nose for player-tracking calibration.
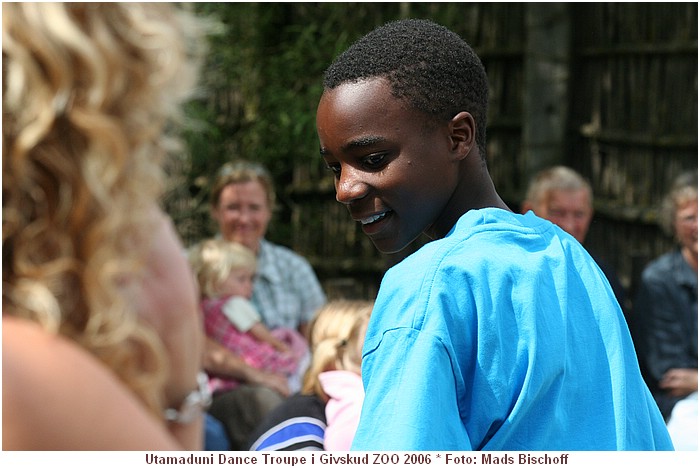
[336,168,367,205]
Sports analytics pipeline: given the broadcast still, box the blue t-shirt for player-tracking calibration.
[352,209,673,451]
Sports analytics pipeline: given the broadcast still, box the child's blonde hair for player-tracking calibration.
[188,239,257,298]
[301,300,373,401]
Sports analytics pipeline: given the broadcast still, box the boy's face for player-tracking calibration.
[317,78,462,254]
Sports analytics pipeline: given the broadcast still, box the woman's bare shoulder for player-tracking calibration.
[2,316,180,450]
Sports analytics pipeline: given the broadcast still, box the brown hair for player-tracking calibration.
[209,160,277,211]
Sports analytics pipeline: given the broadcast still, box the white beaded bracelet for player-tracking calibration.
[164,372,212,424]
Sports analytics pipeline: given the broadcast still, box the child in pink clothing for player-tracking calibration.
[189,239,308,393]
[306,301,371,451]
[319,369,365,450]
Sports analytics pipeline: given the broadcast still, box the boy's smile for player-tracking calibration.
[316,77,464,254]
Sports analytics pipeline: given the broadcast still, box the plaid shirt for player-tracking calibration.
[251,239,326,330]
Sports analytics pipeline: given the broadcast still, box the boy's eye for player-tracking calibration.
[325,163,341,176]
[323,152,387,178]
[364,153,386,169]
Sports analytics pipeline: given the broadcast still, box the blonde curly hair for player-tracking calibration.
[2,3,206,417]
[301,300,373,401]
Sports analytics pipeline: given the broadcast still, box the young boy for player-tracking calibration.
[316,18,673,450]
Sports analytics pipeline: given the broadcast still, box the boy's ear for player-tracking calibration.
[448,111,476,160]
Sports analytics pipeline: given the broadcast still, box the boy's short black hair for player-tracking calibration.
[323,18,489,158]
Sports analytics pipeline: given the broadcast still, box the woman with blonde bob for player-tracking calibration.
[3,3,210,450]
[248,300,372,451]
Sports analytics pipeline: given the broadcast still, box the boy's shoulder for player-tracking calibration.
[383,208,590,297]
[394,209,555,268]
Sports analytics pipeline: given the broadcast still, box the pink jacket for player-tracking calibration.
[319,370,365,451]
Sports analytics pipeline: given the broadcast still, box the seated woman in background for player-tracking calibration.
[248,300,372,451]
[208,160,327,338]
[635,171,697,450]
[204,160,328,448]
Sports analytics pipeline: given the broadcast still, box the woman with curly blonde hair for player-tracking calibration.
[3,3,209,450]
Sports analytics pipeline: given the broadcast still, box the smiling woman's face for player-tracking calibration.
[211,180,272,254]
[316,78,462,254]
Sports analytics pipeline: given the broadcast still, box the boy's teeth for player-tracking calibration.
[361,212,387,225]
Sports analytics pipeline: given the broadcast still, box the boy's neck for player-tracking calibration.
[426,165,510,240]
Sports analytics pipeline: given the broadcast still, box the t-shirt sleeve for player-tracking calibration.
[351,328,472,450]
[221,297,261,332]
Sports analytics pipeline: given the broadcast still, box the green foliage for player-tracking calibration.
[165,3,696,301]
[176,2,525,206]
[174,3,409,244]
